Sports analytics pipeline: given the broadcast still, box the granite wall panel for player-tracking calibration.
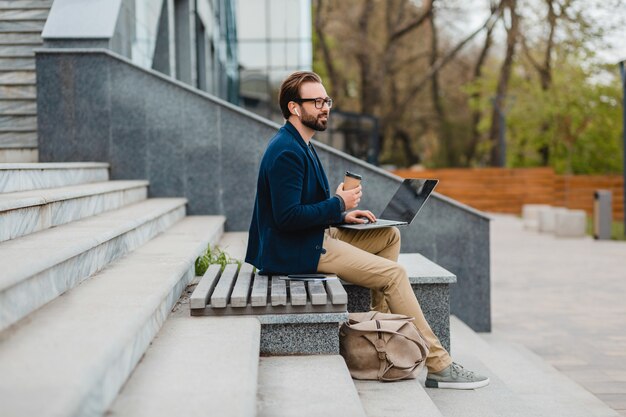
[36,49,491,331]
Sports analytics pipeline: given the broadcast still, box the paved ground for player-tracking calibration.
[489,214,626,416]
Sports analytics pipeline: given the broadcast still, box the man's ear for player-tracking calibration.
[289,102,300,117]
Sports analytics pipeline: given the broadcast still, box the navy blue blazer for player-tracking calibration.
[245,122,343,275]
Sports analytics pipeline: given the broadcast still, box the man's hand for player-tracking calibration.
[344,210,376,224]
[336,183,362,210]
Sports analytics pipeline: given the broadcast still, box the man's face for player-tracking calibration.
[298,82,330,132]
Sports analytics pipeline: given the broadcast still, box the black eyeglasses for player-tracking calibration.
[294,97,333,109]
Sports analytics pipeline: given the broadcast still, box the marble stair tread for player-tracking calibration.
[0,70,36,82]
[109,313,260,417]
[257,355,367,417]
[0,180,150,243]
[0,1,53,9]
[0,198,188,292]
[0,8,49,20]
[0,162,109,169]
[355,378,443,417]
[0,216,225,417]
[0,131,37,148]
[0,44,37,57]
[0,162,110,193]
[0,32,42,44]
[0,57,34,69]
[0,198,189,332]
[419,352,534,417]
[0,20,46,32]
[0,98,37,114]
[0,179,149,211]
[0,147,37,163]
[450,317,621,417]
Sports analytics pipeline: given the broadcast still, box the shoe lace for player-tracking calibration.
[450,362,476,379]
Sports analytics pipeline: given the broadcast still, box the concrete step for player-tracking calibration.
[0,198,189,332]
[0,215,225,417]
[0,179,149,242]
[0,8,49,20]
[0,162,109,192]
[0,147,37,162]
[257,355,367,417]
[0,98,36,114]
[423,317,621,417]
[109,311,260,417]
[0,1,53,9]
[0,32,42,44]
[0,44,37,57]
[0,20,46,32]
[0,114,37,128]
[0,130,37,148]
[0,70,36,85]
[0,86,36,99]
[420,352,533,417]
[0,56,34,70]
[355,379,443,417]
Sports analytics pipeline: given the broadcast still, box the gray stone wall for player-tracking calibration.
[36,49,491,331]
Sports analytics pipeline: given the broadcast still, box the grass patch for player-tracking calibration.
[195,244,242,276]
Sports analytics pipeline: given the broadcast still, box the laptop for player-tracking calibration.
[337,179,438,230]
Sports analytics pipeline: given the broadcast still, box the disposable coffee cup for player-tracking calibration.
[343,171,362,190]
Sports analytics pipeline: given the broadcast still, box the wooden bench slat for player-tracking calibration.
[289,280,307,306]
[307,280,327,305]
[271,276,287,306]
[251,274,268,307]
[210,264,239,308]
[325,277,347,305]
[230,263,254,307]
[189,264,222,309]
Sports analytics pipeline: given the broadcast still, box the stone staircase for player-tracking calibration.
[0,0,52,163]
[0,165,621,417]
[0,162,227,416]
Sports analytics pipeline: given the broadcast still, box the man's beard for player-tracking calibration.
[301,109,328,131]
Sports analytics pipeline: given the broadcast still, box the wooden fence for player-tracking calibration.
[393,167,624,220]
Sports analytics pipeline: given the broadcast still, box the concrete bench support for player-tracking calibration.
[341,253,456,352]
[189,265,348,355]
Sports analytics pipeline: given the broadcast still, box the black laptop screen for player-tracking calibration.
[379,179,438,222]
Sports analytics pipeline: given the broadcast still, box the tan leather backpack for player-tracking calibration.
[339,311,430,381]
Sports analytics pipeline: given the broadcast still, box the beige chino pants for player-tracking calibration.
[317,226,452,373]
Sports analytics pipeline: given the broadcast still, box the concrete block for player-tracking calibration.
[522,204,551,230]
[257,312,348,355]
[538,207,568,233]
[555,209,587,238]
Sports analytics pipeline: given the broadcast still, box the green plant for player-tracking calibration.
[195,244,242,276]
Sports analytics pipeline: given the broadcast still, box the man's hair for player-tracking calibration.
[278,71,323,120]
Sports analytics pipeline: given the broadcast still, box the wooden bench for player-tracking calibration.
[189,263,348,355]
[189,253,456,354]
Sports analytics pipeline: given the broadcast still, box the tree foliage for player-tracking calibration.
[312,0,625,174]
